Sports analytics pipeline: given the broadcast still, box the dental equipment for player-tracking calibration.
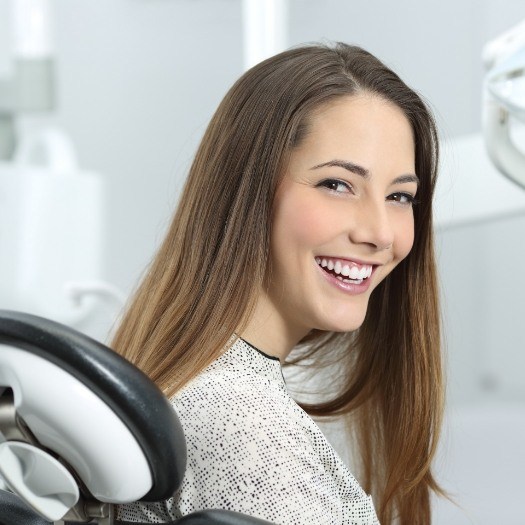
[242,0,288,70]
[483,19,525,190]
[0,127,122,333]
[0,0,55,161]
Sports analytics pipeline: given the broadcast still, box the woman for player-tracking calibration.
[115,43,444,524]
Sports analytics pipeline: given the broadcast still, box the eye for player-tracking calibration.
[317,178,353,194]
[387,192,418,206]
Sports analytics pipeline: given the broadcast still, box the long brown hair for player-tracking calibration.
[112,43,444,524]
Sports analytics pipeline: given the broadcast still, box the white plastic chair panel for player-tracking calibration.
[0,344,153,502]
[0,441,79,521]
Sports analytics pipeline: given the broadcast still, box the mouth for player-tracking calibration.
[315,256,374,285]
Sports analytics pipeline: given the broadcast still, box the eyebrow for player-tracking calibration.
[310,159,419,186]
[311,160,369,178]
[392,174,420,186]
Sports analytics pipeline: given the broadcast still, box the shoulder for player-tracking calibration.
[171,366,308,438]
[167,362,379,523]
[170,363,334,478]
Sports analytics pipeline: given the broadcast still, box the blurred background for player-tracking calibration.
[1,0,525,523]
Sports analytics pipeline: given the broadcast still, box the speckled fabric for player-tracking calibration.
[117,338,379,524]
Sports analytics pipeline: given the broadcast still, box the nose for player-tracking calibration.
[348,199,394,251]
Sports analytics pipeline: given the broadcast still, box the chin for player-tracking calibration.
[315,310,368,334]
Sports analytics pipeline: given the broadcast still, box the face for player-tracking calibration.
[259,94,417,345]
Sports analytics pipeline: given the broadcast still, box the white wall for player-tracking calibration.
[437,214,525,404]
[48,0,244,294]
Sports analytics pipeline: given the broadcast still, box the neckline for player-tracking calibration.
[240,338,281,362]
[211,337,285,386]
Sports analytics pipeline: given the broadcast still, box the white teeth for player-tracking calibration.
[316,257,373,281]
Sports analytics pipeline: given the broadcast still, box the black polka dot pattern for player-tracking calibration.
[117,338,379,524]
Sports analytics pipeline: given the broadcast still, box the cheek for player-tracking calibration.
[273,192,333,251]
[393,215,415,262]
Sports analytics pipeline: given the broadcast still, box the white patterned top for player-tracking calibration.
[117,338,379,524]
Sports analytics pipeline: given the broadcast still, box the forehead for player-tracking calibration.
[310,94,413,142]
[291,94,415,172]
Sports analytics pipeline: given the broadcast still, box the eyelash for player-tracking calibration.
[317,178,418,206]
[317,178,352,193]
[387,192,419,206]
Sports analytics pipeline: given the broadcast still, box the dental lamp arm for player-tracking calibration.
[482,19,525,69]
[482,20,525,190]
[483,91,525,189]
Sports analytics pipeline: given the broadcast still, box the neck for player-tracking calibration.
[239,292,309,361]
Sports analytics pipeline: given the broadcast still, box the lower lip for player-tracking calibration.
[315,263,374,295]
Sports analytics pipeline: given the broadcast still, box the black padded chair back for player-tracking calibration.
[0,489,52,525]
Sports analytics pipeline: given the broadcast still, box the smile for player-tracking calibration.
[315,257,373,285]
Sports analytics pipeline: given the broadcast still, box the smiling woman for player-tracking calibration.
[113,43,443,525]
[245,95,418,346]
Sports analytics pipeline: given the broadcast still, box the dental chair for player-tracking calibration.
[0,310,272,525]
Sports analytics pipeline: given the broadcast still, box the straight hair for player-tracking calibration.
[112,42,444,524]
